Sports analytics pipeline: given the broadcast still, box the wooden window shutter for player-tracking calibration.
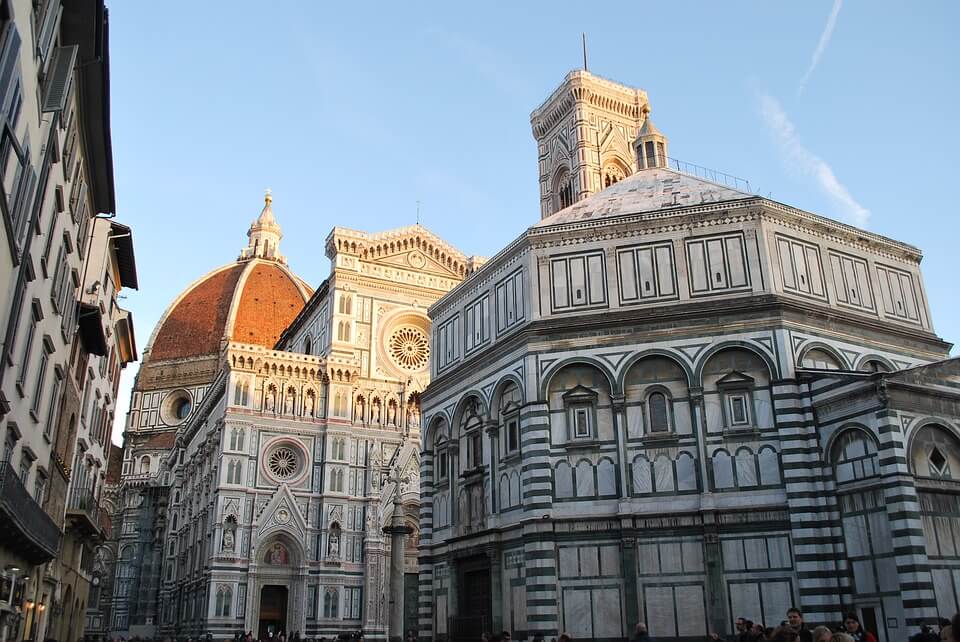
[41,45,77,113]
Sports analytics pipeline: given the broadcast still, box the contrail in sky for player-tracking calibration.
[798,0,843,95]
[758,92,869,228]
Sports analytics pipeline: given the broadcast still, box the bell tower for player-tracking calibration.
[530,70,651,218]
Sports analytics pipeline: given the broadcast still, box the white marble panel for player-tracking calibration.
[729,582,762,625]
[869,510,894,555]
[722,540,744,571]
[713,451,734,489]
[575,460,596,497]
[600,545,620,577]
[626,404,644,438]
[682,540,704,572]
[555,462,573,498]
[633,458,652,494]
[593,587,623,637]
[645,586,676,636]
[758,449,780,485]
[676,585,706,635]
[655,456,675,493]
[853,559,876,594]
[767,536,791,568]
[704,396,723,432]
[559,547,579,578]
[674,401,692,434]
[562,588,593,639]
[736,452,758,487]
[581,546,600,576]
[660,542,682,574]
[761,581,792,627]
[744,538,767,569]
[597,458,616,496]
[677,454,697,491]
[638,543,660,575]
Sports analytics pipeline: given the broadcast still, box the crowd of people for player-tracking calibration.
[88,610,960,642]
[476,607,960,642]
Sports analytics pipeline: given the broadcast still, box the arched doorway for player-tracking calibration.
[258,586,288,640]
[251,534,306,638]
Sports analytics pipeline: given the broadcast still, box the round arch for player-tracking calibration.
[855,354,896,373]
[693,341,779,386]
[618,349,694,391]
[538,356,618,399]
[489,374,526,415]
[905,418,960,475]
[422,413,451,451]
[256,530,307,567]
[824,423,879,463]
[450,391,490,435]
[796,341,850,370]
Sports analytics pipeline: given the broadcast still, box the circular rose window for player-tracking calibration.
[388,326,429,371]
[263,441,307,483]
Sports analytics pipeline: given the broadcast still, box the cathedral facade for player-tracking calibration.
[417,71,960,642]
[106,194,477,640]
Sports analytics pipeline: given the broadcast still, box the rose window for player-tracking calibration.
[388,326,429,371]
[267,446,299,480]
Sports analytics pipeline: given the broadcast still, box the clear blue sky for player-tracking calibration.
[108,1,960,444]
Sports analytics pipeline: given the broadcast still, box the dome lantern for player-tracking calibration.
[240,189,286,264]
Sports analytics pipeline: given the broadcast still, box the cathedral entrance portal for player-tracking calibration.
[258,585,288,640]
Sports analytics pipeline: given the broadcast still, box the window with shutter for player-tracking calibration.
[41,45,76,113]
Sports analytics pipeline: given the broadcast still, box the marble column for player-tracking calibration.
[383,493,412,642]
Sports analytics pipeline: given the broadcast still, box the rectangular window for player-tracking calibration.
[436,315,459,370]
[685,233,751,296]
[437,451,448,480]
[506,417,519,453]
[468,432,482,469]
[550,251,608,312]
[617,241,677,305]
[32,349,50,416]
[16,302,40,391]
[44,367,62,438]
[728,394,750,426]
[19,457,29,483]
[464,295,489,353]
[573,407,592,438]
[495,269,524,334]
[307,585,318,619]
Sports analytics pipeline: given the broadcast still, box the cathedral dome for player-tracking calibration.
[145,193,312,362]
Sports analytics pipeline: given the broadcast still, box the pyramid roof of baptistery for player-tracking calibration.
[533,166,753,228]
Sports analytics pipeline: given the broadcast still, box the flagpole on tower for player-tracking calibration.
[582,33,588,71]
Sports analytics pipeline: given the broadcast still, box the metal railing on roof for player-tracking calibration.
[665,157,753,193]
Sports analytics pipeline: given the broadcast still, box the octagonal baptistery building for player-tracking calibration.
[418,71,960,642]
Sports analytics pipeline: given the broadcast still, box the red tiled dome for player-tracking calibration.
[148,260,311,362]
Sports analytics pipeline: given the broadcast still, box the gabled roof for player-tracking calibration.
[534,166,753,228]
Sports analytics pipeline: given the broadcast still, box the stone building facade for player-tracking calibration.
[106,195,478,641]
[0,2,136,642]
[417,71,960,642]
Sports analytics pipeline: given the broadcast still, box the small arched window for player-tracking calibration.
[304,336,312,355]
[832,429,879,484]
[647,392,670,433]
[139,456,151,474]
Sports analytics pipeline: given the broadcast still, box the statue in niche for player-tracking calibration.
[387,401,397,426]
[328,531,340,558]
[222,530,235,552]
[408,404,420,427]
[372,400,382,424]
[266,541,288,565]
[355,396,365,423]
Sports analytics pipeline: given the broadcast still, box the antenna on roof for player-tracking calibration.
[416,200,420,225]
[582,33,588,71]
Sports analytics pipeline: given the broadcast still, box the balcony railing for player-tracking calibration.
[66,485,102,538]
[0,461,61,563]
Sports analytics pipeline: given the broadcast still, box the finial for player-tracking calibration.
[264,188,272,205]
